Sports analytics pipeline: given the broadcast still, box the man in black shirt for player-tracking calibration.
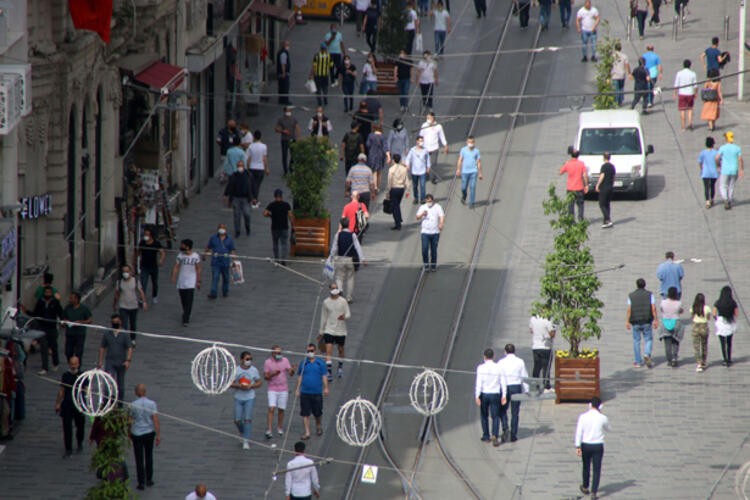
[54,356,85,457]
[631,57,651,114]
[595,152,616,228]
[30,286,64,374]
[215,119,242,159]
[224,160,252,237]
[263,189,293,266]
[394,50,412,112]
[137,227,165,305]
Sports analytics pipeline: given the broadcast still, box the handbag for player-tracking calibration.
[701,87,719,102]
[304,78,317,93]
[383,198,393,214]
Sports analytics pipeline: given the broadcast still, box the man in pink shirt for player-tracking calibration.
[559,149,589,222]
[263,345,296,439]
[340,191,370,237]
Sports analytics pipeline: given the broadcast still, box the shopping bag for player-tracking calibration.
[323,255,335,281]
[414,33,423,53]
[231,260,245,284]
[383,198,393,214]
[304,78,317,93]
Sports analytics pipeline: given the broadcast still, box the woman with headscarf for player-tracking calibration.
[713,285,738,366]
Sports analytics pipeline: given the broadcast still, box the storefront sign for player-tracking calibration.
[19,193,52,220]
[0,224,14,286]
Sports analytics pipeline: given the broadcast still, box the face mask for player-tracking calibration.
[427,202,434,208]
[70,368,79,374]
[218,229,227,235]
[344,60,350,66]
[144,236,151,242]
[237,167,245,173]
[307,352,315,359]
[242,360,252,367]
[317,113,323,117]
[111,322,121,329]
[122,272,130,279]
[468,144,475,149]
[274,354,283,360]
[285,112,292,117]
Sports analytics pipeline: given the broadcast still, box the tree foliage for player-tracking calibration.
[531,185,603,358]
[86,409,134,500]
[593,21,619,110]
[379,0,407,57]
[288,137,338,219]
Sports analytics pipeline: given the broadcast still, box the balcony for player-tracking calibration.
[0,2,26,55]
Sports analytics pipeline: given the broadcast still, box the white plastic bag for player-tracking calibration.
[414,33,423,53]
[323,256,335,281]
[231,260,245,284]
[304,78,317,93]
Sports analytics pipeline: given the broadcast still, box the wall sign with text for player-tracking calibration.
[19,193,52,219]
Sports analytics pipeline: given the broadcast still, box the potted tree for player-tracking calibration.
[593,23,619,111]
[531,185,604,404]
[287,137,338,256]
[86,409,132,500]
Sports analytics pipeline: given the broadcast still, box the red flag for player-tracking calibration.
[68,0,113,43]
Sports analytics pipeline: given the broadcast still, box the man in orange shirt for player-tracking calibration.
[559,149,589,222]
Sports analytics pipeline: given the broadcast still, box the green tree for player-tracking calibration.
[378,0,407,57]
[532,185,603,358]
[288,137,338,218]
[593,22,619,110]
[86,409,134,500]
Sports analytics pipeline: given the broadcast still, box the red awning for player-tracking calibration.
[134,62,187,95]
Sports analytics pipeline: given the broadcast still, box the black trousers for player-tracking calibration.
[178,288,195,324]
[65,334,86,363]
[389,187,405,227]
[405,29,416,55]
[106,364,126,407]
[278,76,291,104]
[250,169,264,201]
[635,10,647,36]
[581,442,604,493]
[674,0,688,16]
[314,76,329,106]
[365,29,377,52]
[473,0,487,17]
[40,328,60,371]
[567,190,585,221]
[140,266,159,299]
[598,188,613,223]
[61,409,85,452]
[119,307,138,342]
[719,334,733,363]
[330,53,343,81]
[651,0,661,23]
[131,431,156,486]
[280,140,292,175]
[532,348,552,390]
[518,1,531,27]
[703,178,717,201]
[632,87,648,112]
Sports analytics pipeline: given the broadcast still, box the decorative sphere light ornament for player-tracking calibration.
[73,368,118,417]
[336,397,382,447]
[409,369,449,416]
[191,345,237,395]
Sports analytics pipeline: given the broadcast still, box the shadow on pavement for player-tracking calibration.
[600,366,649,402]
[599,478,637,497]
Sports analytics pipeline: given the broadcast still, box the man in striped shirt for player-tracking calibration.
[310,44,334,106]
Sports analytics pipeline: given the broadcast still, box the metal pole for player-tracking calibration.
[672,15,678,40]
[740,0,747,100]
[680,4,685,29]
[725,16,731,41]
[627,14,632,40]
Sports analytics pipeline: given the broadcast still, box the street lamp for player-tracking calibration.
[740,0,746,100]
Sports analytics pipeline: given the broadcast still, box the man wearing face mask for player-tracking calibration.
[319,283,351,381]
[204,224,236,299]
[275,106,301,176]
[137,227,165,305]
[341,56,357,112]
[223,159,252,238]
[55,355,85,457]
[405,136,431,204]
[308,106,333,139]
[231,351,262,450]
[113,264,148,344]
[416,194,445,272]
[172,239,201,326]
[455,136,483,209]
[263,345,296,439]
[296,343,329,440]
[420,111,448,184]
[416,51,438,111]
[323,24,345,85]
[97,314,134,407]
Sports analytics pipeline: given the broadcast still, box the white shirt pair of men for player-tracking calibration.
[474,353,530,398]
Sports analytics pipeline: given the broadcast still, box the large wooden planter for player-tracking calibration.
[291,217,330,256]
[376,62,398,95]
[555,356,600,404]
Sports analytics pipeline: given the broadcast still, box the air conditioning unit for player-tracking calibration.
[0,64,31,116]
[0,72,22,135]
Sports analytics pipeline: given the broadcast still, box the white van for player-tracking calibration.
[569,110,654,199]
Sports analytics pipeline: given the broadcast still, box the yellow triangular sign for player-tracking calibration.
[361,464,378,484]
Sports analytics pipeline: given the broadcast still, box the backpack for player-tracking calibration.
[344,132,361,158]
[354,204,368,233]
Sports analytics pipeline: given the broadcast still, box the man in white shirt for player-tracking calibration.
[420,112,448,185]
[416,194,444,272]
[319,283,351,381]
[405,136,431,203]
[575,396,611,500]
[474,348,507,446]
[185,483,217,500]
[529,315,556,393]
[171,239,201,327]
[576,0,600,63]
[496,343,529,443]
[247,130,269,208]
[673,59,698,131]
[285,441,320,499]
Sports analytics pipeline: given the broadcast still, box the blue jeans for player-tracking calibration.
[581,31,597,58]
[359,80,377,95]
[559,0,571,26]
[434,30,446,55]
[539,2,551,27]
[140,266,159,299]
[461,172,478,206]
[612,79,625,106]
[631,323,653,365]
[234,398,255,440]
[412,173,426,201]
[479,393,501,439]
[500,384,522,439]
[420,233,440,270]
[210,265,230,297]
[397,79,410,108]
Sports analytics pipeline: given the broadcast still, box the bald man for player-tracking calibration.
[185,483,217,500]
[130,384,161,490]
[54,356,85,458]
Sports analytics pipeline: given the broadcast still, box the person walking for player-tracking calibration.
[700,69,723,132]
[673,59,698,131]
[346,156,377,210]
[97,314,133,406]
[715,131,744,209]
[432,1,451,54]
[529,315,555,393]
[264,189,293,266]
[340,122,365,175]
[341,191,370,241]
[171,239,201,326]
[698,137,719,208]
[341,56,357,113]
[137,227,165,305]
[296,344,329,440]
[309,107,333,140]
[366,125,388,190]
[204,224,236,299]
[626,278,658,368]
[575,396,611,500]
[277,40,292,105]
[353,101,373,145]
[186,484,217,500]
[362,1,380,53]
[496,343,529,443]
[632,0,652,39]
[29,285,64,375]
[216,119,242,165]
[113,264,147,344]
[223,159,252,237]
[416,51,438,110]
[610,42,630,107]
[649,0,661,26]
[559,148,589,222]
[630,57,651,114]
[404,2,420,55]
[386,153,412,230]
[264,345,295,439]
[54,355,85,458]
[538,0,552,31]
[701,37,729,77]
[354,0,369,36]
[405,136,431,203]
[516,0,531,30]
[475,348,506,446]
[576,0,600,62]
[319,283,351,381]
[656,251,684,299]
[323,24,345,85]
[330,216,365,303]
[129,384,161,490]
[713,285,738,367]
[360,53,378,95]
[642,45,662,108]
[386,118,409,160]
[247,130,269,209]
[420,111,448,183]
[416,194,444,272]
[231,351,262,449]
[659,287,684,368]
[456,136,482,208]
[285,441,321,500]
[310,44,334,106]
[394,51,412,113]
[61,292,92,363]
[559,0,572,28]
[275,106,301,176]
[595,152,615,228]
[690,293,711,372]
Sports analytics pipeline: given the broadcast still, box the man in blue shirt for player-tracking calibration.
[715,131,744,209]
[295,343,329,440]
[701,37,727,77]
[656,251,684,299]
[455,136,483,209]
[641,45,662,107]
[324,24,345,87]
[204,223,236,299]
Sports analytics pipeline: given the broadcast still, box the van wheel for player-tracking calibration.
[638,180,648,200]
[332,2,353,20]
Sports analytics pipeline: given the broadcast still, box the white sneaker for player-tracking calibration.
[152,296,159,304]
[37,369,47,375]
[277,428,284,436]
[331,81,339,88]
[242,439,250,450]
[696,365,703,372]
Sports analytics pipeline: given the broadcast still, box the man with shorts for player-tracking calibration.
[673,59,698,131]
[264,345,296,439]
[295,344,329,440]
[319,283,351,382]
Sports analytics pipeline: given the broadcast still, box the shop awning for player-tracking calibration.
[134,61,188,95]
[244,2,295,28]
